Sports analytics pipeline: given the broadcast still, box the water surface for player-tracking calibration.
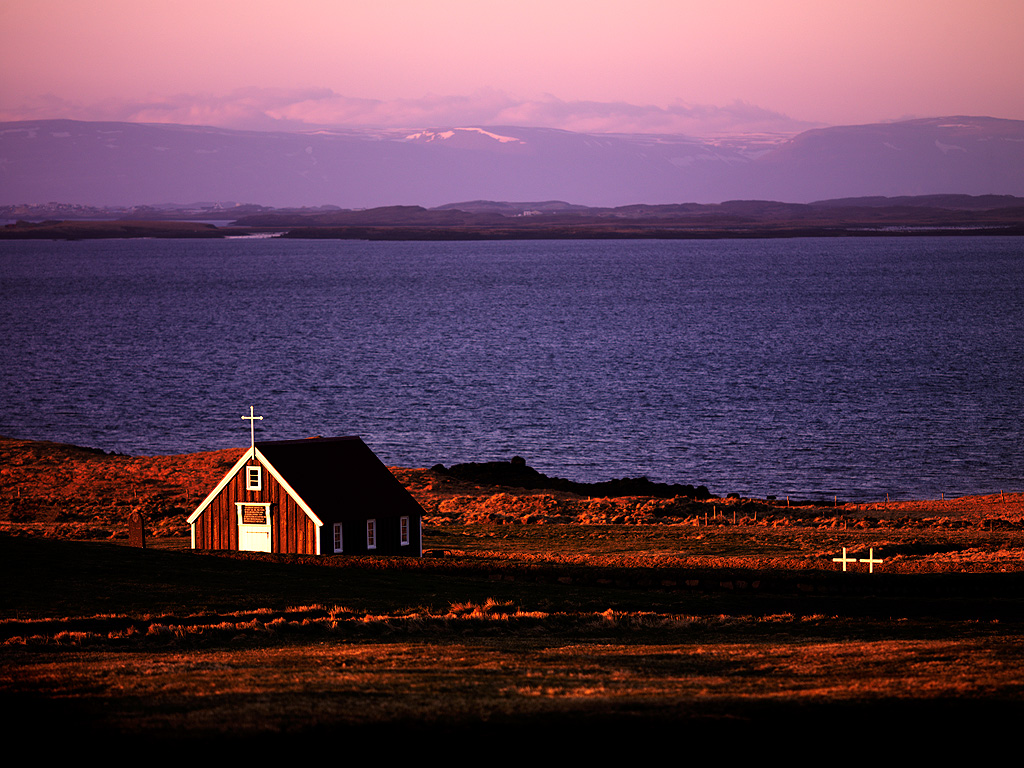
[1,236,1021,501]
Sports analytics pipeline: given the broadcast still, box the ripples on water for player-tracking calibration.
[1,236,1022,501]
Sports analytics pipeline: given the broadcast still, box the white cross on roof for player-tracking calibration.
[242,405,263,451]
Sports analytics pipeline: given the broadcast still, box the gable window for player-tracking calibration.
[246,465,262,491]
[400,516,410,546]
[333,522,343,553]
[366,519,377,550]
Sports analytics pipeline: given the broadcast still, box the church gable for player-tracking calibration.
[188,448,320,554]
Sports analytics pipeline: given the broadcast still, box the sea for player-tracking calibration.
[1,236,1022,502]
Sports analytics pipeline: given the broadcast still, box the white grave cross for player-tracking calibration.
[242,405,263,451]
[859,548,883,574]
[832,547,857,572]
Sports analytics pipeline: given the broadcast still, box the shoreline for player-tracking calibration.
[2,436,1021,547]
[3,220,1024,241]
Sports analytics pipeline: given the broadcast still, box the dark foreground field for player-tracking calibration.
[3,531,1024,757]
[3,436,1024,756]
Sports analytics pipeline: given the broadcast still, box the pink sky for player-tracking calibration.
[2,0,1021,135]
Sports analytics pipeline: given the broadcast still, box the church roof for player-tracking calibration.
[255,436,423,520]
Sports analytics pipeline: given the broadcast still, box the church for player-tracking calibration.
[187,408,424,556]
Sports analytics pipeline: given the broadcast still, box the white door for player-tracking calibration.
[240,528,271,552]
[237,503,272,552]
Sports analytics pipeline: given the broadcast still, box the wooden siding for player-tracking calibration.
[323,514,421,556]
[193,461,319,554]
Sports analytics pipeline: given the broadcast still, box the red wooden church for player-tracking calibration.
[188,413,423,556]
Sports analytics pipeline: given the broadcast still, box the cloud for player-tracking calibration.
[0,88,821,137]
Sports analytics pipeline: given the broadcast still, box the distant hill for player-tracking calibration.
[221,195,1024,235]
[4,194,1024,240]
[2,117,1023,208]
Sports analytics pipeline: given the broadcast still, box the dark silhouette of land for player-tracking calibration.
[3,195,1024,240]
[434,456,711,499]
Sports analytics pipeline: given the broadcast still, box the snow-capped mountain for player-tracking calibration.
[1,116,1022,208]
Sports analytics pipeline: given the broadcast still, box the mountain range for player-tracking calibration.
[2,116,1023,208]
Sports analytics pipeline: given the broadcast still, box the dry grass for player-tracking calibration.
[4,536,1024,750]
[4,434,1023,545]
[4,437,1024,750]
[6,626,1024,753]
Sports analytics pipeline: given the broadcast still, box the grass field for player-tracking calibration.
[3,437,1024,756]
[4,528,1024,757]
